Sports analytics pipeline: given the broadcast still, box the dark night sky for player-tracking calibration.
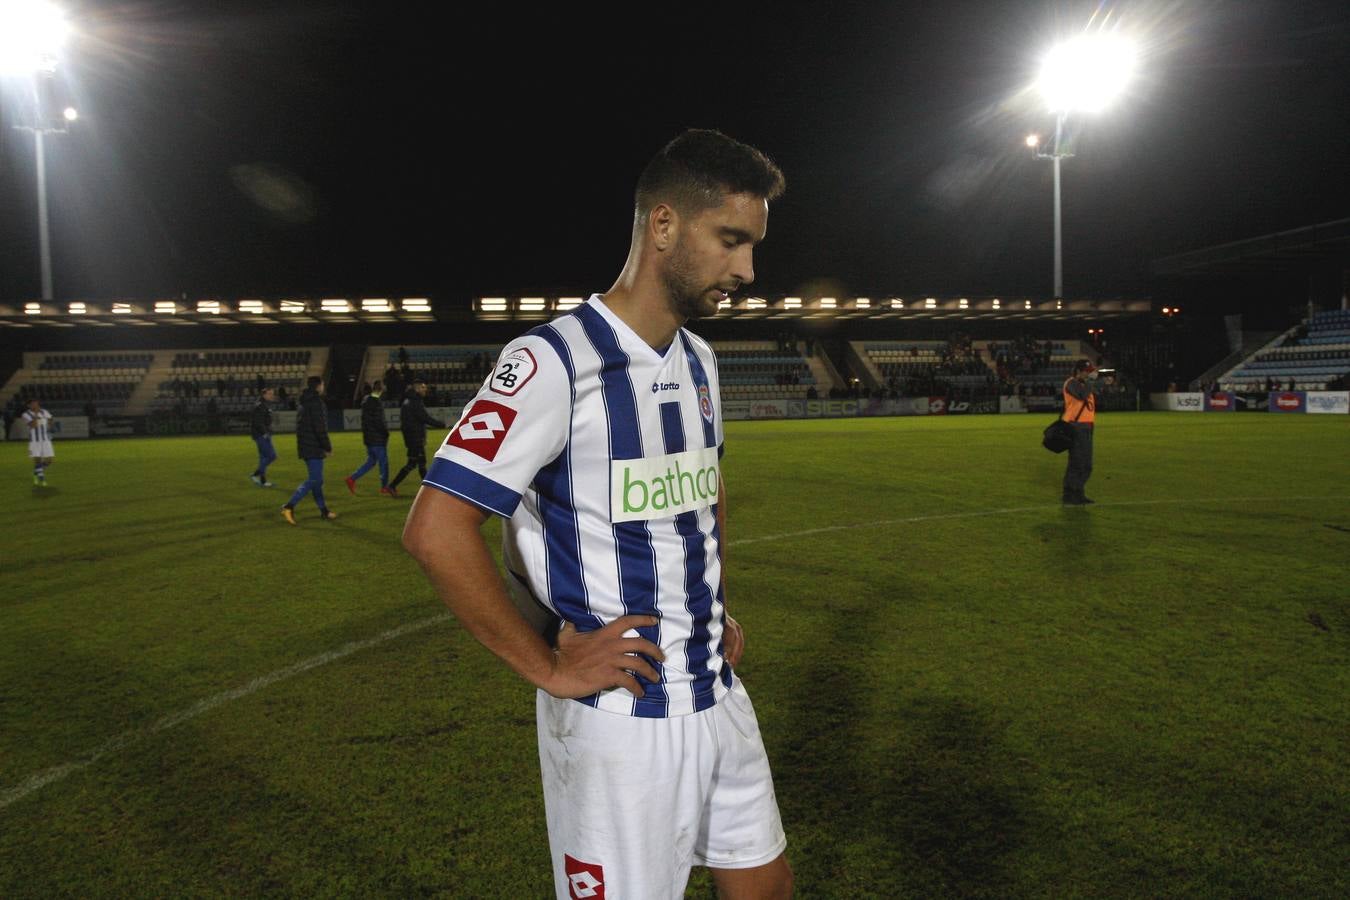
[1,0,1348,307]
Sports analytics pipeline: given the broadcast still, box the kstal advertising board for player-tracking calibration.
[1150,392,1203,411]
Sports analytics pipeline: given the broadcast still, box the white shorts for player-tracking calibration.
[537,676,786,900]
[29,441,54,459]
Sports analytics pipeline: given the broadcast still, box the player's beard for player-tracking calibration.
[661,238,720,320]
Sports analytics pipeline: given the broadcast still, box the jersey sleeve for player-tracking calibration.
[424,336,570,518]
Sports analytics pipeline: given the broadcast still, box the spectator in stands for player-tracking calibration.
[1061,360,1098,506]
[345,380,394,496]
[249,387,278,487]
[281,376,337,524]
[387,378,445,494]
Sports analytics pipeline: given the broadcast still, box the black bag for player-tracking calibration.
[1042,419,1075,453]
[1042,389,1088,453]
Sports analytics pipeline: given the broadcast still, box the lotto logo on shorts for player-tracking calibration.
[446,400,517,461]
[564,855,605,899]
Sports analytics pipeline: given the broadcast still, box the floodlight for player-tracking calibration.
[924,298,937,309]
[62,106,76,121]
[818,298,836,309]
[855,298,870,309]
[67,301,85,314]
[479,297,507,312]
[155,301,176,314]
[25,302,41,314]
[112,302,132,314]
[1025,134,1040,148]
[0,0,69,76]
[239,300,266,314]
[1036,34,1137,114]
[280,300,306,313]
[555,297,583,311]
[320,298,350,313]
[519,297,546,312]
[401,298,431,312]
[360,298,391,312]
[958,298,969,309]
[783,297,801,309]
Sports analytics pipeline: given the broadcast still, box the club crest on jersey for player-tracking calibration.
[489,347,537,396]
[446,399,517,461]
[698,384,714,423]
[564,855,605,899]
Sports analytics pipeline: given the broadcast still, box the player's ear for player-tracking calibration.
[648,203,677,252]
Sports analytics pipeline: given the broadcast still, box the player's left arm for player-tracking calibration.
[718,473,745,667]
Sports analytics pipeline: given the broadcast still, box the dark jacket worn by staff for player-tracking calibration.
[361,393,389,446]
[400,391,444,449]
[295,387,332,460]
[250,398,272,438]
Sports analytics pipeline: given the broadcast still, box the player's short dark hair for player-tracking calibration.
[372,379,383,391]
[307,375,322,388]
[635,129,785,220]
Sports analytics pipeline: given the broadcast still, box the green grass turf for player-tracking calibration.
[1,412,1347,897]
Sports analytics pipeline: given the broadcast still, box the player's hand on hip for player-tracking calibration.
[723,614,745,668]
[548,615,664,699]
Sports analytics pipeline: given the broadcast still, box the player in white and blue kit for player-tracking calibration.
[23,398,55,486]
[403,130,792,899]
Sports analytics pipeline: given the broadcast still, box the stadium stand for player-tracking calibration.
[148,348,326,415]
[4,352,154,416]
[711,340,819,398]
[1219,310,1350,390]
[363,345,501,406]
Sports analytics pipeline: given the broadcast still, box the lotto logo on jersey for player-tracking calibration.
[490,347,537,396]
[446,400,518,461]
[564,854,605,899]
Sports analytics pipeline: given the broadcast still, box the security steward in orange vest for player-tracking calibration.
[1062,360,1098,505]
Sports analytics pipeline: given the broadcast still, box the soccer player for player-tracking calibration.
[386,379,444,495]
[403,129,792,899]
[249,387,278,487]
[23,398,55,486]
[281,376,337,524]
[345,380,394,495]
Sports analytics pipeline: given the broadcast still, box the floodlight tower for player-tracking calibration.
[1,0,74,301]
[1025,33,1137,300]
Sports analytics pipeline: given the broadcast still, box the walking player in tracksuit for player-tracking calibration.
[281,376,337,524]
[387,379,445,494]
[345,380,395,496]
[249,387,277,487]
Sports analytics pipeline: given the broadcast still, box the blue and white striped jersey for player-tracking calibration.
[23,409,52,445]
[426,295,731,718]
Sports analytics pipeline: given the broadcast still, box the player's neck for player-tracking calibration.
[603,261,684,352]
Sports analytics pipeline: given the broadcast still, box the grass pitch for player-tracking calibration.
[2,412,1347,897]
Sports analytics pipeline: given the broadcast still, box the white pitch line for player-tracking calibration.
[0,613,451,812]
[5,493,1344,812]
[726,495,1350,547]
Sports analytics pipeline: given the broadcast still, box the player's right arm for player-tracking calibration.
[402,487,664,698]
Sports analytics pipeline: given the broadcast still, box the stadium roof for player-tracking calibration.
[1152,218,1350,278]
[0,295,1152,328]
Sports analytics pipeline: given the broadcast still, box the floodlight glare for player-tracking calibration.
[1037,34,1138,114]
[1025,134,1040,148]
[62,106,76,121]
[0,0,69,76]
